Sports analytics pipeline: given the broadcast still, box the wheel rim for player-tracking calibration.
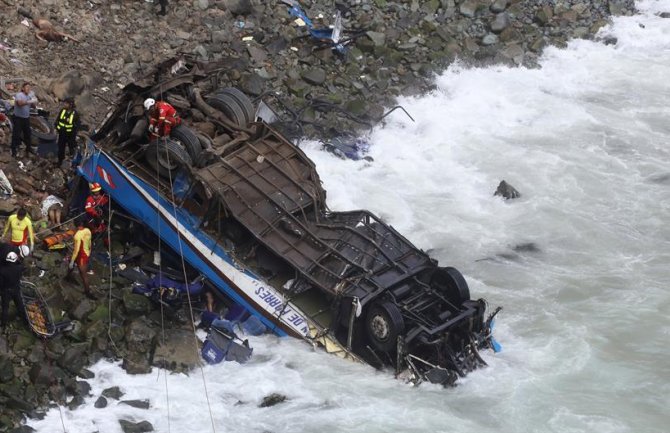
[157,147,179,170]
[370,314,390,341]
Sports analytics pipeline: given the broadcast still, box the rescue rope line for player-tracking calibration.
[161,132,217,433]
[155,124,172,433]
[105,201,120,355]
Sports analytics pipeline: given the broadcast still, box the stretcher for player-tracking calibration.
[20,281,72,338]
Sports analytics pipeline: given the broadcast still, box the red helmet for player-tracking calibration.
[90,182,102,193]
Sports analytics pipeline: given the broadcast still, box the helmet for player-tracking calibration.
[143,98,156,111]
[18,245,30,258]
[90,182,102,193]
[6,251,18,263]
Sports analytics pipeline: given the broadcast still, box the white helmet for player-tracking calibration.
[6,251,18,263]
[143,98,156,111]
[18,245,30,258]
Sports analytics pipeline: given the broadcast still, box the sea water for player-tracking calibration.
[29,1,670,432]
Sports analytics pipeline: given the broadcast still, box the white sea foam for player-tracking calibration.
[29,2,670,432]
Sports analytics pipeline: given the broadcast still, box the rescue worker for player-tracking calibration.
[2,207,34,252]
[10,82,38,158]
[54,97,80,167]
[0,244,29,330]
[84,182,110,248]
[65,217,96,299]
[144,98,181,140]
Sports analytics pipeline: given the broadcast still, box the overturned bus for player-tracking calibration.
[79,56,501,386]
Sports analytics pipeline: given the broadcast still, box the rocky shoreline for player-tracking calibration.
[0,0,638,431]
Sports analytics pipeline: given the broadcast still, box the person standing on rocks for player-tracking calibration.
[54,97,80,167]
[10,82,38,158]
[144,98,181,140]
[157,0,168,16]
[65,217,96,299]
[0,244,29,330]
[2,207,35,252]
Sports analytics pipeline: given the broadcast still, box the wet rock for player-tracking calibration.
[119,420,154,433]
[120,399,150,409]
[67,395,85,410]
[301,68,327,86]
[494,180,521,200]
[71,299,96,321]
[102,386,124,400]
[58,343,89,375]
[152,329,201,372]
[9,427,36,433]
[122,356,152,375]
[123,293,151,316]
[513,243,540,253]
[94,396,108,408]
[29,363,65,387]
[259,393,287,408]
[660,12,670,18]
[0,356,14,383]
[79,369,95,380]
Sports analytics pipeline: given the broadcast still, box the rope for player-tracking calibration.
[154,110,172,433]
[161,131,217,433]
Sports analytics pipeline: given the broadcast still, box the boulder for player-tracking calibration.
[120,399,150,409]
[490,0,509,13]
[119,420,154,433]
[259,393,287,408]
[94,396,108,408]
[223,0,252,16]
[301,68,327,86]
[490,13,509,34]
[152,329,202,372]
[102,386,124,400]
[0,356,13,383]
[494,180,521,200]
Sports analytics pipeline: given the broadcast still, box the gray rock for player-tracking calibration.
[102,386,124,400]
[459,0,479,18]
[152,329,202,372]
[535,6,553,25]
[123,293,151,316]
[259,393,287,408]
[247,45,268,64]
[660,12,670,18]
[482,34,499,46]
[366,31,386,47]
[241,73,266,96]
[212,30,229,45]
[120,399,151,409]
[301,68,327,86]
[194,0,209,10]
[58,343,89,375]
[119,420,154,433]
[71,299,96,321]
[608,0,628,15]
[490,13,509,33]
[95,396,108,408]
[0,356,14,383]
[67,395,85,410]
[494,180,521,200]
[223,0,252,16]
[490,0,508,13]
